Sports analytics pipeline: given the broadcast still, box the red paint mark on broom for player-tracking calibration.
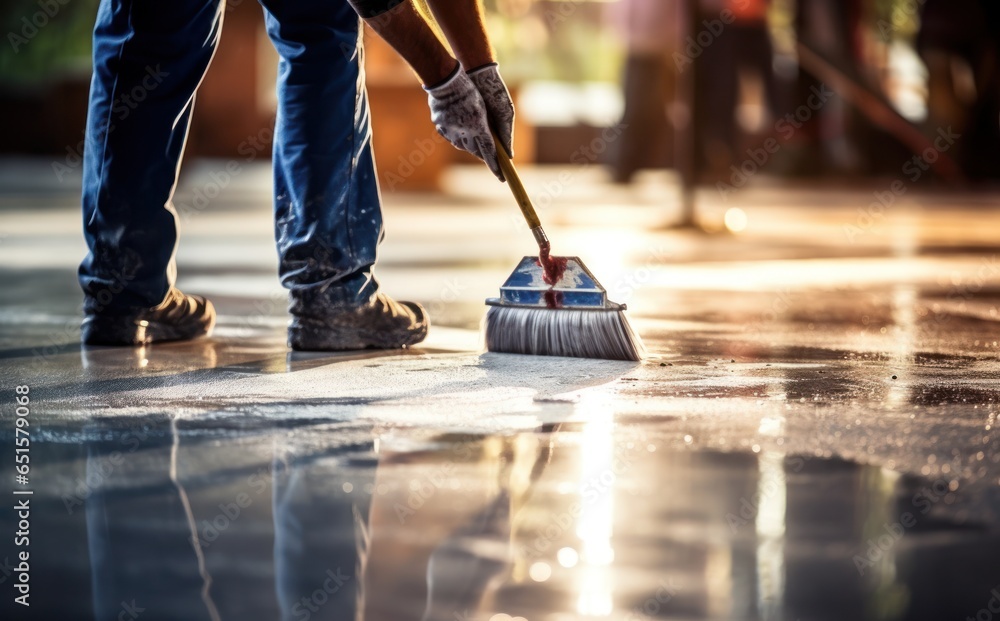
[537,243,568,309]
[542,289,563,308]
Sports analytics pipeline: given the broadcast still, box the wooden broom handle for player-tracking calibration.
[491,129,542,231]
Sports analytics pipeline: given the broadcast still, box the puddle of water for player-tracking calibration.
[4,416,998,621]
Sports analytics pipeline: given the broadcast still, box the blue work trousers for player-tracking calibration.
[79,0,383,314]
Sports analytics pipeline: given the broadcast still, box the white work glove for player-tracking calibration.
[425,64,504,181]
[467,62,515,159]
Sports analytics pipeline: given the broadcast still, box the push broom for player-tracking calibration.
[483,131,646,361]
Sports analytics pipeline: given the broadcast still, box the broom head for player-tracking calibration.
[483,257,646,361]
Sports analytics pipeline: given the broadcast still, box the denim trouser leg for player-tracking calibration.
[80,0,224,313]
[259,0,384,313]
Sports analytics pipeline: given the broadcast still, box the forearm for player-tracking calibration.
[423,0,494,70]
[353,1,457,87]
[352,0,510,180]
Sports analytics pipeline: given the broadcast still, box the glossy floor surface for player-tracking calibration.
[1,161,999,621]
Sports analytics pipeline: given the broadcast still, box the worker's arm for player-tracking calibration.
[350,0,455,87]
[422,0,493,70]
[348,0,513,179]
[423,0,515,157]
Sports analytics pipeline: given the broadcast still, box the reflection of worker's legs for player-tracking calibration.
[79,0,223,312]
[273,437,375,621]
[421,489,512,621]
[86,417,218,621]
[258,0,382,312]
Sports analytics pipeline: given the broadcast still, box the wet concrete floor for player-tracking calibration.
[0,160,999,620]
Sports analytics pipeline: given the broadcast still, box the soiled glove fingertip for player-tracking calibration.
[482,151,503,182]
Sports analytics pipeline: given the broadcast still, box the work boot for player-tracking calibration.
[82,287,216,346]
[288,292,428,351]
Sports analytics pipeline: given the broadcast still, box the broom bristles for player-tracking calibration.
[484,306,646,361]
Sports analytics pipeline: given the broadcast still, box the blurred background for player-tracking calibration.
[2,0,997,195]
[2,6,1000,621]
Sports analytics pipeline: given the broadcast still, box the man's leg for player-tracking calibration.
[79,0,221,344]
[259,0,427,351]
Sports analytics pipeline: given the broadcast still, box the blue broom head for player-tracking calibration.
[492,256,608,308]
[484,256,646,361]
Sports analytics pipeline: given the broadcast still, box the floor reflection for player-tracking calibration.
[9,409,998,621]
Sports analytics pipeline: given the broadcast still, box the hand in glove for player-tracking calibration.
[466,62,515,159]
[425,64,504,181]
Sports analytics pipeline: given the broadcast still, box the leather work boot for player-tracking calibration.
[82,287,216,346]
[288,292,428,351]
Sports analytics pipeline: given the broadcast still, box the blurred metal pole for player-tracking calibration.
[669,0,700,229]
